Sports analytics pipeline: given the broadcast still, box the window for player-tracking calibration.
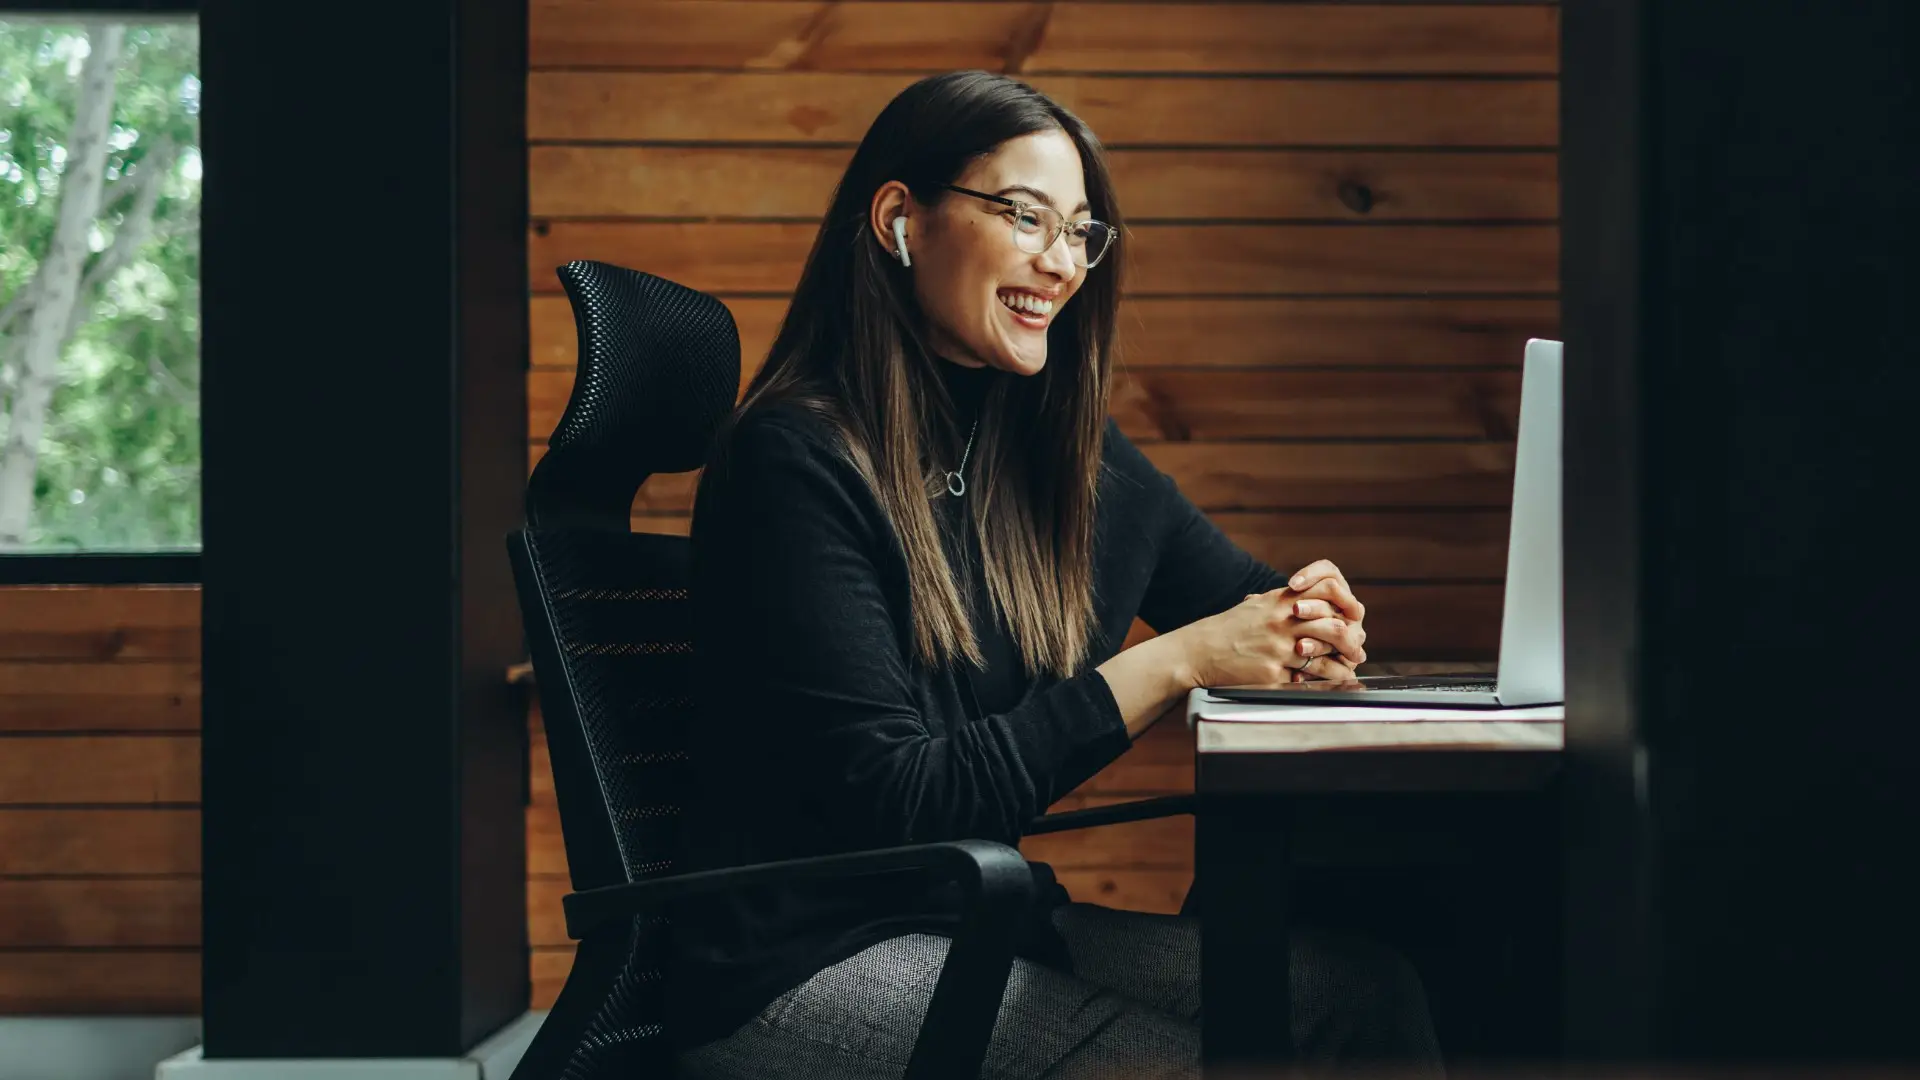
[0,17,199,565]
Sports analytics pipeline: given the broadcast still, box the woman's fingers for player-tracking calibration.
[1296,636,1360,666]
[1294,617,1367,665]
[1296,598,1359,621]
[1287,559,1345,592]
[1298,654,1361,683]
[1293,576,1366,624]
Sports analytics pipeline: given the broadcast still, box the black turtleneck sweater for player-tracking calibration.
[666,362,1287,1047]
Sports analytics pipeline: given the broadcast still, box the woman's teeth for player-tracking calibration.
[999,293,1053,318]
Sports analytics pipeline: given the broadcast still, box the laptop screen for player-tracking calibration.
[1492,339,1565,706]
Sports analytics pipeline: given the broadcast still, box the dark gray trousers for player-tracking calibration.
[677,903,1444,1079]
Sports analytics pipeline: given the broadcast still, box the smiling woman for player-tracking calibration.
[733,72,1127,678]
[667,70,1438,1080]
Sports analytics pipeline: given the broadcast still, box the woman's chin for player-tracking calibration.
[989,337,1048,376]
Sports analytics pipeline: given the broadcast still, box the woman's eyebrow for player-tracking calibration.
[996,185,1092,216]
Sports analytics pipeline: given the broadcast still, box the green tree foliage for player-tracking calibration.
[0,20,200,551]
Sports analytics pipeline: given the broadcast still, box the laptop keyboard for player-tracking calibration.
[1361,676,1497,693]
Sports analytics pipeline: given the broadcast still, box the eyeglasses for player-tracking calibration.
[940,184,1117,270]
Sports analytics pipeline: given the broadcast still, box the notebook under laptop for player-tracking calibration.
[1207,338,1564,710]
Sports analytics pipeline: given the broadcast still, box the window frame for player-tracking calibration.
[0,0,202,583]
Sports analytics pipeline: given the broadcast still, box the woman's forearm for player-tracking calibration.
[1096,632,1198,739]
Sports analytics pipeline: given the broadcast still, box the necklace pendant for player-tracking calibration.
[946,471,967,497]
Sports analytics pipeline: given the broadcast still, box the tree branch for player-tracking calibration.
[0,139,176,344]
[147,350,195,405]
[0,284,33,341]
[0,22,125,544]
[38,145,178,364]
[71,140,179,314]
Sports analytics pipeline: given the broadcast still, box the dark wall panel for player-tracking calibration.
[199,0,527,1056]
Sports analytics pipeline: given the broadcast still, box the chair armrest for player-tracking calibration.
[562,839,1032,1080]
[562,838,1029,939]
[1025,794,1196,836]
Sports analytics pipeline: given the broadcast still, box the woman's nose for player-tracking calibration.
[1036,231,1077,278]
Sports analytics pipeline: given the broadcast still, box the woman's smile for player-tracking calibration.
[996,287,1057,330]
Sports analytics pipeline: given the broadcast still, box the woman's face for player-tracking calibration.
[874,129,1091,376]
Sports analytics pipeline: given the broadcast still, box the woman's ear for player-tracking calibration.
[869,181,912,264]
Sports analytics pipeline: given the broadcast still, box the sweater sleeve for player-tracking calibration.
[1105,421,1290,633]
[696,416,1131,851]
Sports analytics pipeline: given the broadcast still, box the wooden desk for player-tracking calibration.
[1189,691,1565,1074]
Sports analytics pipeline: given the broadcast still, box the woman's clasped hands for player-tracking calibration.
[1167,560,1368,687]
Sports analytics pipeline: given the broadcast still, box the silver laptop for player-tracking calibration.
[1208,339,1564,709]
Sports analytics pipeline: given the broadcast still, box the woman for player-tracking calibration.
[668,70,1442,1078]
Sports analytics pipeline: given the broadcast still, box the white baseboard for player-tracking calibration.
[154,1011,546,1080]
[0,1017,202,1080]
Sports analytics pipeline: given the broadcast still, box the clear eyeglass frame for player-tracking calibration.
[941,184,1117,269]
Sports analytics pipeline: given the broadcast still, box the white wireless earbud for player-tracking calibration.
[891,216,912,267]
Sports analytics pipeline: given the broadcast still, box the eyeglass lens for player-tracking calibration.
[1009,205,1115,267]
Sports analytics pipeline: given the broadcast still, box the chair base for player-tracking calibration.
[154,1012,544,1080]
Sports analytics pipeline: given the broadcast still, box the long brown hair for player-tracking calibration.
[717,70,1125,679]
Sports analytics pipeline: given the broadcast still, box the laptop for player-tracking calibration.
[1208,338,1564,710]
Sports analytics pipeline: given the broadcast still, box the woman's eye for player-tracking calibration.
[1012,211,1045,232]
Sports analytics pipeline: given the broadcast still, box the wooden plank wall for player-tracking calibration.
[0,587,201,1013]
[0,0,1560,1018]
[523,0,1560,1005]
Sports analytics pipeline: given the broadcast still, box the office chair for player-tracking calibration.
[506,260,1191,1080]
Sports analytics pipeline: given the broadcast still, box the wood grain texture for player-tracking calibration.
[529,440,1518,513]
[1111,369,1520,441]
[1053,868,1191,914]
[1140,441,1515,510]
[0,951,198,1014]
[0,661,200,732]
[1213,510,1510,581]
[529,221,1559,296]
[529,295,1560,373]
[0,736,198,806]
[529,2,1560,76]
[0,587,199,661]
[530,145,1558,220]
[533,367,1519,444]
[0,878,199,948]
[1345,582,1502,660]
[0,810,200,875]
[529,72,1558,147]
[532,945,574,1010]
[1114,297,1558,367]
[528,877,569,947]
[528,802,567,878]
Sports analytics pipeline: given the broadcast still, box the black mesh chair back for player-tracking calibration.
[527,261,742,530]
[509,261,740,1080]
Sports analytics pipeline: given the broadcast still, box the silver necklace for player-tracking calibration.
[945,417,980,497]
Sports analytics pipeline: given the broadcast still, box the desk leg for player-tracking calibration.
[1199,794,1294,1077]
